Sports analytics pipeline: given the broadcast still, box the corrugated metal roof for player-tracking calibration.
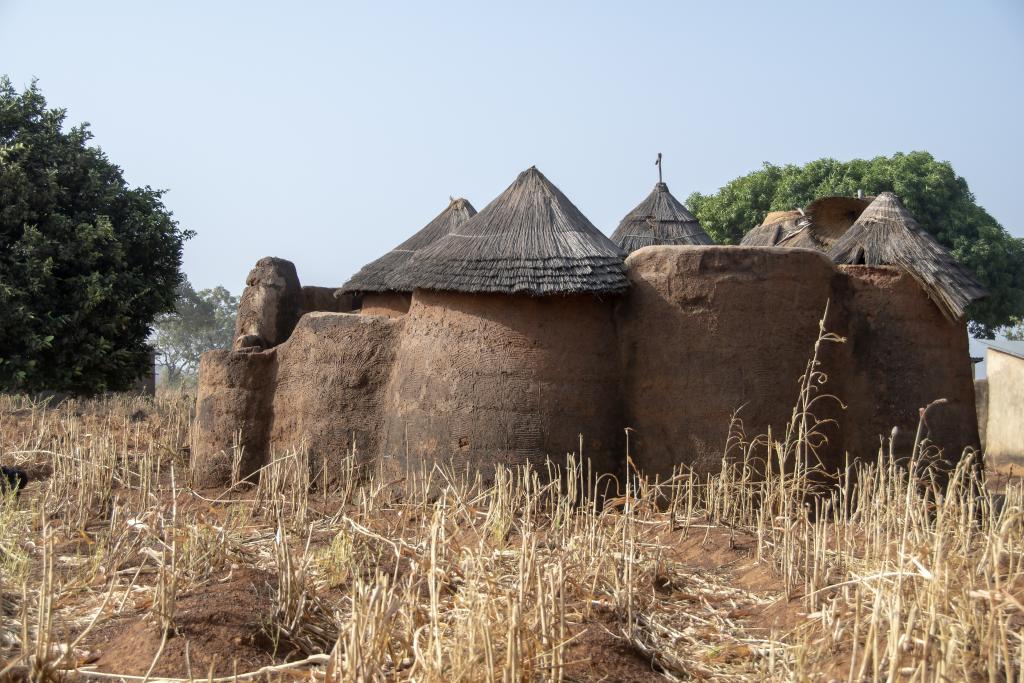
[985,341,1024,361]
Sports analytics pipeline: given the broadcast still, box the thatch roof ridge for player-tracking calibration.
[387,166,629,295]
[340,197,477,293]
[741,221,788,247]
[828,192,987,320]
[611,182,714,252]
[798,196,873,249]
[739,196,872,250]
[740,210,800,247]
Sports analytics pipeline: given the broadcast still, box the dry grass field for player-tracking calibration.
[0,363,1021,681]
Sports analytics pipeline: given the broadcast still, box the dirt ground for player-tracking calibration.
[1,396,1020,681]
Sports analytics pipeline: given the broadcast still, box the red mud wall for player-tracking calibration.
[193,312,401,487]
[838,266,979,464]
[360,292,412,318]
[194,349,277,485]
[195,249,980,489]
[380,290,624,479]
[270,313,402,480]
[615,246,847,481]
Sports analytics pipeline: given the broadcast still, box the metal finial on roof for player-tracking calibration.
[611,166,714,253]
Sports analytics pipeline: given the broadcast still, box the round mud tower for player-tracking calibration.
[616,246,846,481]
[233,257,303,349]
[193,349,276,487]
[839,265,980,464]
[381,290,624,480]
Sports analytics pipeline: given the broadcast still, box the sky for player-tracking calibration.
[1,1,1023,297]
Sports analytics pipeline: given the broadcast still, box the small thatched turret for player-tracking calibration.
[828,192,986,320]
[340,197,477,294]
[390,166,628,294]
[739,211,800,247]
[611,182,713,252]
[740,196,872,250]
[803,196,873,248]
[339,197,477,317]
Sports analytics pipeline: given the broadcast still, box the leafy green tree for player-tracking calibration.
[686,152,1024,338]
[0,77,192,394]
[152,280,238,386]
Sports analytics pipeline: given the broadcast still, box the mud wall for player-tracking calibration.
[380,291,624,479]
[301,286,358,315]
[196,248,981,488]
[194,312,401,487]
[839,266,979,466]
[270,313,402,482]
[975,379,988,451]
[194,349,277,485]
[360,292,412,318]
[985,349,1024,463]
[616,246,847,480]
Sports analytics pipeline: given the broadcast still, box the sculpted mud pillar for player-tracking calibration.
[233,257,303,350]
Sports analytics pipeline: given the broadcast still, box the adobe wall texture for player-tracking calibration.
[270,313,401,483]
[193,312,401,487]
[615,246,847,480]
[194,247,981,487]
[301,286,357,315]
[193,349,277,485]
[839,265,980,467]
[985,349,1024,463]
[379,290,624,479]
[360,292,412,318]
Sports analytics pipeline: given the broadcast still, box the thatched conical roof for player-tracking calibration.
[389,166,629,295]
[611,182,713,252]
[828,192,986,320]
[740,210,802,247]
[740,196,872,250]
[339,197,477,294]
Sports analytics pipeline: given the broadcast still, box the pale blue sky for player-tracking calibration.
[1,1,1022,294]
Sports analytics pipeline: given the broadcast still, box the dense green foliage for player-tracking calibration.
[0,78,192,393]
[686,152,1024,337]
[152,280,238,386]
